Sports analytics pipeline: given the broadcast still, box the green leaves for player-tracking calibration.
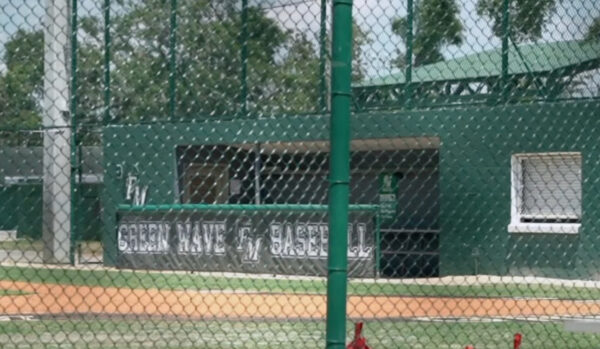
[392,0,463,68]
[586,17,600,42]
[476,0,559,42]
[0,30,44,140]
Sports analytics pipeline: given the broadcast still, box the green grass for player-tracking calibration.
[0,239,101,253]
[0,239,43,251]
[0,318,598,348]
[1,265,600,299]
[0,288,26,296]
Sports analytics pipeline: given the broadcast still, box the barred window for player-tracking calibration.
[509,153,582,234]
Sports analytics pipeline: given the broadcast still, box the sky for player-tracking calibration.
[0,0,598,80]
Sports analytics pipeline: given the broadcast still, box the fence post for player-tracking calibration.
[169,0,177,120]
[240,0,249,116]
[405,0,413,108]
[326,0,353,348]
[103,0,111,126]
[69,0,78,266]
[319,0,328,112]
[501,0,510,101]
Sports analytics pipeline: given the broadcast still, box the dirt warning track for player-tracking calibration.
[1,280,600,320]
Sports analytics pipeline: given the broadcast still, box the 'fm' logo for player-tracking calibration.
[125,174,148,206]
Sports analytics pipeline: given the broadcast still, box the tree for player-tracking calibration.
[586,17,600,41]
[352,21,371,81]
[476,0,559,42]
[391,0,463,67]
[77,0,319,120]
[1,0,369,131]
[0,30,44,145]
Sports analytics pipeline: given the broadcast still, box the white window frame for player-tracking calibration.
[508,152,581,234]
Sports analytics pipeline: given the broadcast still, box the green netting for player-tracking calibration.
[0,0,599,348]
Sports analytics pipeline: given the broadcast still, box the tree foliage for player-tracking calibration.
[392,0,463,68]
[0,30,44,134]
[2,0,366,133]
[476,0,559,42]
[586,17,600,42]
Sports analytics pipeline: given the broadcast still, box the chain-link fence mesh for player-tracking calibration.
[0,0,599,347]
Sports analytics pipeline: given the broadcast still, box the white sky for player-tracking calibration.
[0,0,598,79]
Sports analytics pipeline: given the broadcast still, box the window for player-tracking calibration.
[509,153,582,234]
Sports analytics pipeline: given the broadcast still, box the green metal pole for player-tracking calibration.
[404,0,413,108]
[501,0,509,102]
[319,0,328,112]
[118,203,378,212]
[326,0,353,348]
[69,0,79,266]
[103,0,111,125]
[375,208,381,277]
[240,0,249,116]
[169,0,177,120]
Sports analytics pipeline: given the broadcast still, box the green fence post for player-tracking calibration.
[240,0,249,116]
[169,0,177,120]
[326,0,353,348]
[501,0,510,102]
[404,0,413,108]
[375,207,381,277]
[319,0,328,112]
[103,0,111,125]
[69,0,79,266]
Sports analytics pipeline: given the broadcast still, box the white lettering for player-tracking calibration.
[282,223,295,257]
[295,223,308,257]
[177,223,189,253]
[307,224,319,257]
[319,224,328,257]
[243,238,261,262]
[357,223,371,258]
[118,225,129,252]
[270,223,282,255]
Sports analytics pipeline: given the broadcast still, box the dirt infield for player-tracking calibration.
[1,280,600,320]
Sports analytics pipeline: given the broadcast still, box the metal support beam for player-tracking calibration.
[169,0,177,120]
[118,204,379,212]
[501,0,510,101]
[404,0,414,108]
[254,143,261,204]
[103,0,111,125]
[69,0,78,265]
[240,0,249,116]
[319,0,328,112]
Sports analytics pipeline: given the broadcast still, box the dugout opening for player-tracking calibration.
[174,137,440,278]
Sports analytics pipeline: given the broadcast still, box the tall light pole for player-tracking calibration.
[42,0,72,263]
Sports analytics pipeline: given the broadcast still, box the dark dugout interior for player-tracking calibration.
[175,138,440,277]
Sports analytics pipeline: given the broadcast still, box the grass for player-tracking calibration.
[0,239,101,253]
[0,288,26,296]
[0,318,599,348]
[1,265,600,300]
[0,239,43,252]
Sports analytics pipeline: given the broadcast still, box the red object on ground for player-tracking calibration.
[347,322,371,349]
[465,346,475,349]
[514,333,522,349]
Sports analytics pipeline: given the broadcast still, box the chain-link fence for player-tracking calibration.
[0,0,599,348]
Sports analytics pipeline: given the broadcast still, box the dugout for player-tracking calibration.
[103,100,600,280]
[105,135,439,278]
[102,39,600,279]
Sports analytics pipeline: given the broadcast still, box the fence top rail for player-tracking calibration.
[117,203,380,212]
